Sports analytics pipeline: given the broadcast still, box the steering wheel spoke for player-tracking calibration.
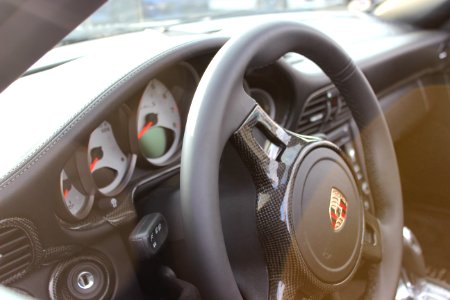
[231,105,314,183]
[231,105,368,299]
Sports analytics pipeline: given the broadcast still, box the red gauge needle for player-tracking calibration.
[90,157,99,173]
[138,121,154,140]
[63,189,69,199]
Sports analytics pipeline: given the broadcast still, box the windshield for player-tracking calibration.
[62,0,347,44]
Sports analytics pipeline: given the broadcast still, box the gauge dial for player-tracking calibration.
[59,168,93,220]
[250,88,276,119]
[88,121,133,196]
[136,79,181,166]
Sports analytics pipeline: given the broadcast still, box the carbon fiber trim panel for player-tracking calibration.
[48,251,114,300]
[56,195,136,231]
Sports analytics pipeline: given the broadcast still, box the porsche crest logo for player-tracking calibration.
[329,187,348,232]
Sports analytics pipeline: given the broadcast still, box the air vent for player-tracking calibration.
[0,226,33,283]
[297,88,352,137]
[296,92,328,135]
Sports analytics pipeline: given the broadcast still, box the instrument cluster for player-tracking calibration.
[56,61,286,224]
[57,63,198,222]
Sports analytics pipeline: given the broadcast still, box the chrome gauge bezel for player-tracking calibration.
[131,62,199,168]
[87,120,137,197]
[135,79,182,166]
[250,87,276,119]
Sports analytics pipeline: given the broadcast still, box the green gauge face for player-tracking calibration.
[139,126,175,159]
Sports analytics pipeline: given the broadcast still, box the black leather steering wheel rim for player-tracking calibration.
[181,21,403,299]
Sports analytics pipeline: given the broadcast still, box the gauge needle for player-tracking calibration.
[62,179,71,199]
[138,121,154,140]
[90,157,99,173]
[63,189,69,199]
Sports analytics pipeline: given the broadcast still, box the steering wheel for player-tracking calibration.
[181,21,403,299]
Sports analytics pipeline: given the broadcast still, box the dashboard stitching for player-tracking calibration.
[0,38,215,191]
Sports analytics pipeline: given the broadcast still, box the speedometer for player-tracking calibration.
[88,121,135,196]
[136,79,181,166]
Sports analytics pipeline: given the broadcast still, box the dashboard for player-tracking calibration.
[0,10,448,300]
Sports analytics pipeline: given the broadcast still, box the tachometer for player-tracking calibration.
[88,121,135,196]
[250,88,276,119]
[136,79,181,166]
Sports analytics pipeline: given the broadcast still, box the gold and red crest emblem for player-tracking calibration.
[329,187,348,232]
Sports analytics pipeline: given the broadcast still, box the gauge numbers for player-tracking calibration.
[137,79,181,166]
[88,121,132,196]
